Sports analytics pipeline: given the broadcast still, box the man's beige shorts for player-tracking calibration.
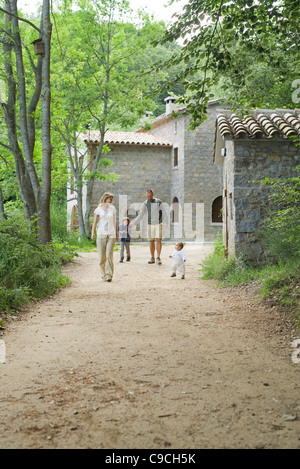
[147,223,163,240]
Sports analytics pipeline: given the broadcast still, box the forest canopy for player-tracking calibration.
[157,0,300,128]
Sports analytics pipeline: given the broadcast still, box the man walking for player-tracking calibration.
[132,189,168,264]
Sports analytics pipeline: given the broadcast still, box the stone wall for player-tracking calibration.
[183,103,223,241]
[223,138,300,260]
[150,101,223,241]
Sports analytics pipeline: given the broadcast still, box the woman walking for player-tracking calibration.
[91,192,118,282]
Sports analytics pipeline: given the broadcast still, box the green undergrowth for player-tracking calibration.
[0,216,77,312]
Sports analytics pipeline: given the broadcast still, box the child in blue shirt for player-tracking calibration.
[118,217,131,262]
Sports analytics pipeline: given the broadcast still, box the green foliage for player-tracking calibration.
[0,215,76,312]
[158,0,300,127]
[50,198,71,244]
[1,0,184,240]
[201,235,227,280]
[51,0,162,132]
[0,287,30,312]
[258,166,300,258]
[50,197,97,250]
[260,259,300,321]
[201,236,255,284]
[49,0,183,237]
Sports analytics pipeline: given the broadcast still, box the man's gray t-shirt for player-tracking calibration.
[133,198,167,226]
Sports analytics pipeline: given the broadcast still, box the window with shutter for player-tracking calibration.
[173,147,178,167]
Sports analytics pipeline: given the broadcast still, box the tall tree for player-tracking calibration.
[0,0,52,243]
[158,0,300,128]
[51,0,162,237]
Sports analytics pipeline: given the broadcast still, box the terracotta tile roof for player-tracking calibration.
[81,130,172,147]
[216,109,300,139]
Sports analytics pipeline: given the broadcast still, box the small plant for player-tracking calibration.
[201,236,239,283]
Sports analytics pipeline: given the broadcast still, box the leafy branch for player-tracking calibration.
[0,6,42,34]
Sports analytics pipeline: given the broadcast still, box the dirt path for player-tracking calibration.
[0,243,300,449]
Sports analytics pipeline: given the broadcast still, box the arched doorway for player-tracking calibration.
[212,196,223,223]
[171,197,179,223]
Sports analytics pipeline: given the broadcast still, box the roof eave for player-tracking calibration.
[84,140,172,148]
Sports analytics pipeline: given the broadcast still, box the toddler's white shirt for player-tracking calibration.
[171,250,186,264]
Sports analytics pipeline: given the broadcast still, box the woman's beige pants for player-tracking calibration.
[97,235,116,279]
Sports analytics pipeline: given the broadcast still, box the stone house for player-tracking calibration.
[214,109,300,260]
[68,98,224,242]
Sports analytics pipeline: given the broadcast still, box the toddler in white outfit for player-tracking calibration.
[169,242,186,279]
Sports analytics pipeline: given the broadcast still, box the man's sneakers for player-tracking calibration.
[148,257,162,265]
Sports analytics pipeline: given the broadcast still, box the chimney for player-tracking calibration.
[165,96,177,115]
[140,111,153,128]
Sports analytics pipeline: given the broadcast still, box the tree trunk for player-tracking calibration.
[84,179,93,237]
[3,0,53,244]
[10,0,41,198]
[76,183,86,238]
[38,0,52,244]
[65,130,87,238]
[2,0,38,222]
[0,188,7,220]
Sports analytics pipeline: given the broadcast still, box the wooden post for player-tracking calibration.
[224,189,228,258]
